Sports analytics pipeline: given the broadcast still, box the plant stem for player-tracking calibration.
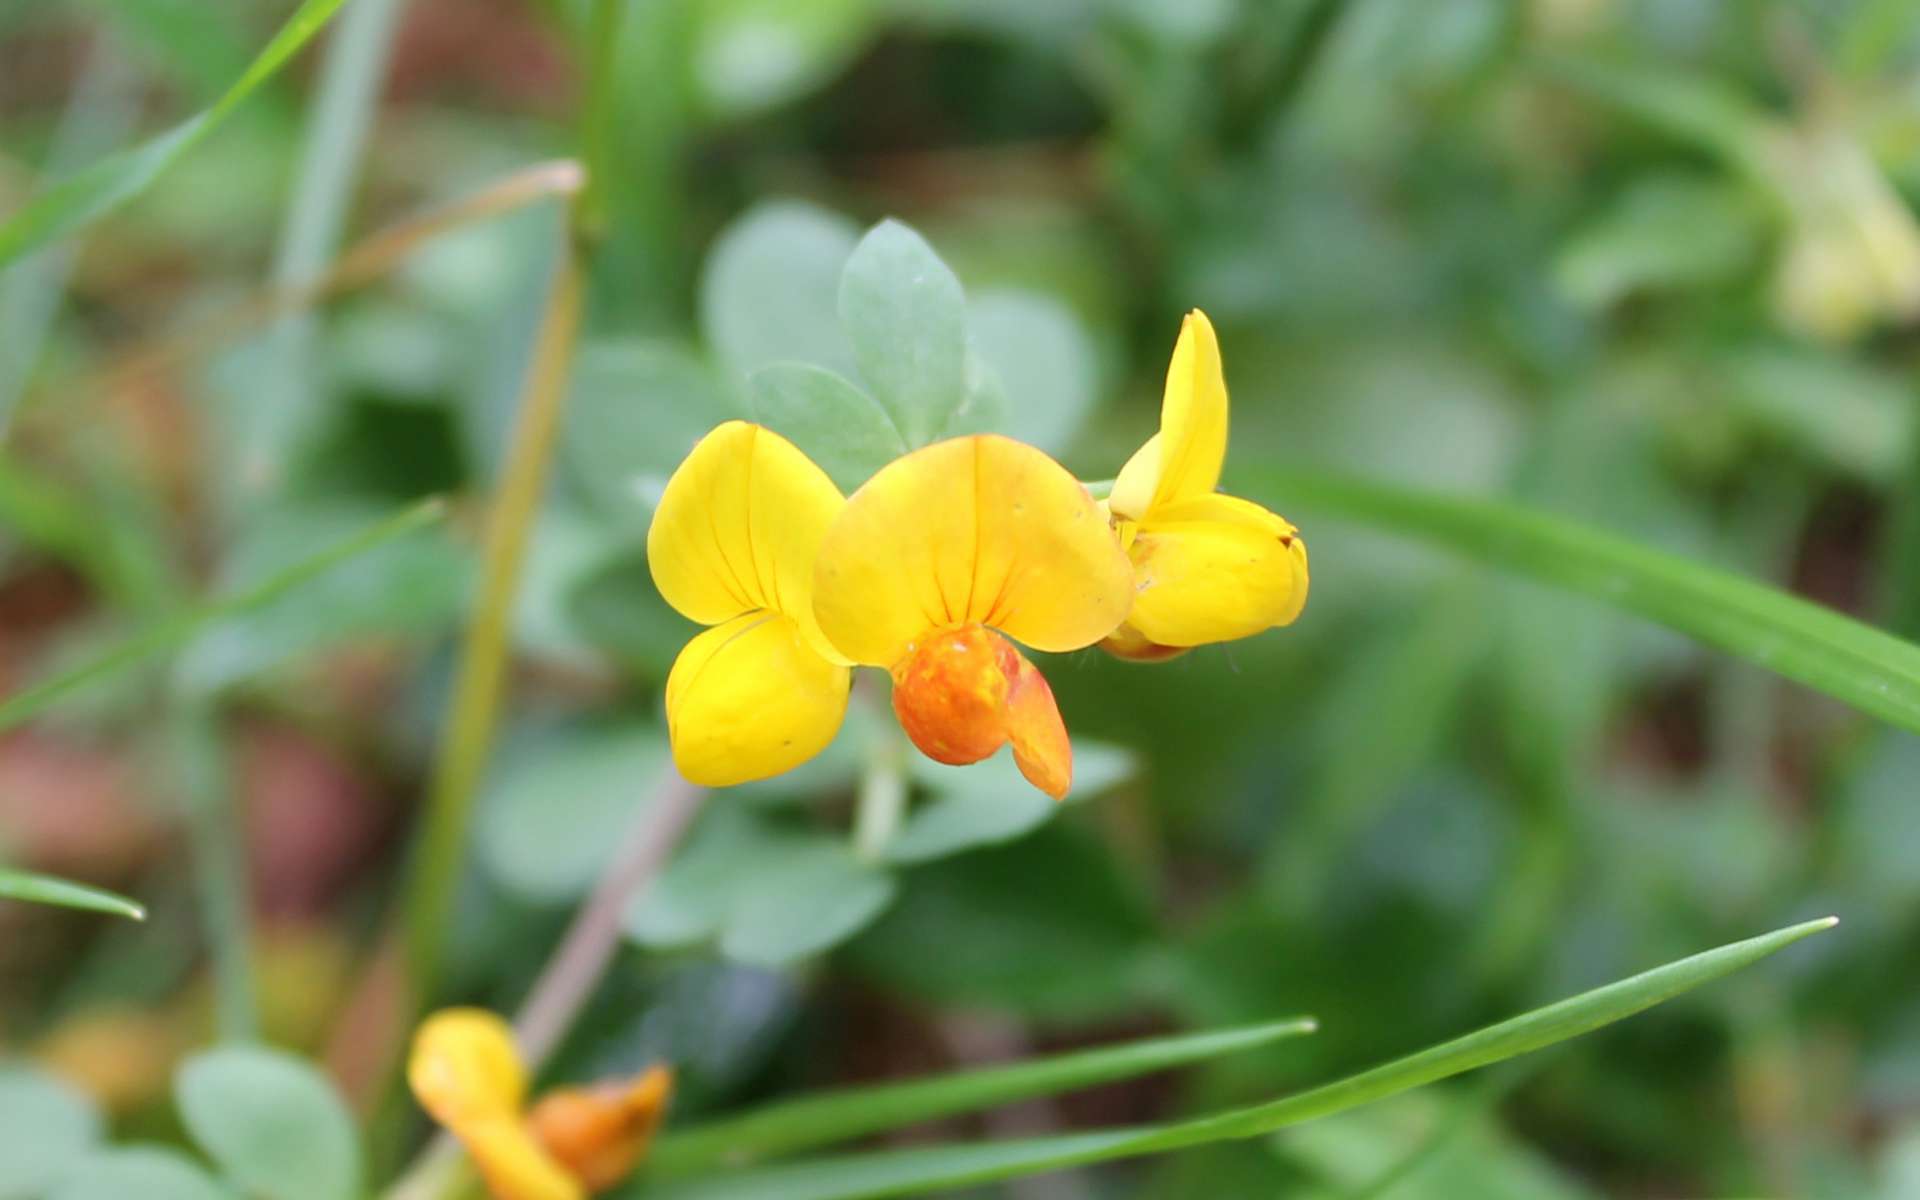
[401,246,586,997]
[853,734,907,863]
[381,771,705,1200]
[572,0,625,245]
[167,699,257,1041]
[515,770,704,1065]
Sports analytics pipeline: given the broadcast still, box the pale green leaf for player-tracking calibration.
[968,289,1099,453]
[748,363,906,493]
[175,1046,360,1200]
[838,220,970,447]
[478,720,669,903]
[700,201,861,381]
[49,1147,237,1200]
[0,1067,101,1200]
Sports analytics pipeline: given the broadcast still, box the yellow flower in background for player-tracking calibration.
[408,1009,673,1200]
[1102,310,1308,661]
[647,420,851,787]
[812,435,1134,798]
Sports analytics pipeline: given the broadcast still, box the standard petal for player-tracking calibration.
[646,420,847,660]
[814,435,1134,666]
[408,1008,527,1126]
[664,612,850,787]
[1124,494,1308,647]
[1111,311,1227,520]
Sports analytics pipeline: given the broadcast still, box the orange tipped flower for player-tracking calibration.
[408,1009,673,1200]
[1103,310,1308,660]
[813,435,1133,797]
[648,421,852,787]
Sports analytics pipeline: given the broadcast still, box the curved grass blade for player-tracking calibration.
[0,867,145,920]
[0,496,445,732]
[0,0,354,269]
[1254,470,1920,736]
[630,918,1835,1200]
[649,1017,1318,1177]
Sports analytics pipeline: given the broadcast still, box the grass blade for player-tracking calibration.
[649,1017,1319,1177]
[0,0,353,269]
[630,918,1836,1200]
[1256,470,1920,736]
[0,496,445,732]
[0,867,146,920]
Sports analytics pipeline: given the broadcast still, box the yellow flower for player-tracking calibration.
[408,1009,673,1200]
[647,420,852,787]
[812,435,1135,798]
[1102,310,1308,660]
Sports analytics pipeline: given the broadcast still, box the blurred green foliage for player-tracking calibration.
[4,0,1920,1197]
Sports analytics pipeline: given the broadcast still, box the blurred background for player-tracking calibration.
[3,0,1919,1196]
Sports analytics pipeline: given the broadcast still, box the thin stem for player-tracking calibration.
[401,247,586,997]
[852,734,907,863]
[167,699,257,1041]
[515,770,705,1064]
[572,0,625,245]
[381,771,706,1200]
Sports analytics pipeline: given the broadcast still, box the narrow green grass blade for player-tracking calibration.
[649,1018,1318,1177]
[0,867,145,920]
[1256,470,1920,735]
[0,0,353,269]
[0,496,445,732]
[631,918,1835,1200]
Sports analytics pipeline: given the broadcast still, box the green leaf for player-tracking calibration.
[0,0,354,268]
[49,1147,237,1200]
[701,201,861,381]
[0,497,446,732]
[650,1017,1317,1176]
[174,1046,361,1200]
[1257,470,1920,736]
[690,0,877,118]
[838,220,970,447]
[748,363,906,493]
[883,742,1134,865]
[630,918,1835,1199]
[0,868,145,920]
[563,340,736,522]
[0,1067,101,1200]
[968,290,1099,453]
[627,807,897,968]
[478,719,670,902]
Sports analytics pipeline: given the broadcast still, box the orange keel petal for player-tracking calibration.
[1002,648,1071,799]
[888,626,1073,799]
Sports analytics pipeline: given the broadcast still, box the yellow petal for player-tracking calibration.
[408,1009,527,1126]
[814,435,1134,666]
[1122,494,1308,647]
[1109,311,1227,520]
[463,1115,585,1200]
[647,421,847,662]
[665,611,850,787]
